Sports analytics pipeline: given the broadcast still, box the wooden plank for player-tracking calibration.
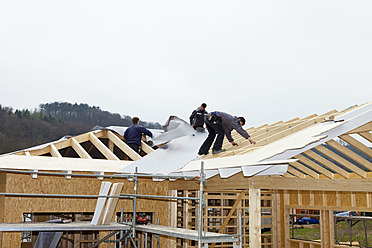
[249,188,261,248]
[209,190,245,248]
[339,134,372,158]
[102,183,124,224]
[303,150,349,178]
[290,161,319,179]
[141,141,154,154]
[249,176,372,192]
[283,190,290,248]
[314,145,366,177]
[326,139,372,171]
[359,131,372,143]
[89,133,119,160]
[71,138,92,159]
[294,154,333,179]
[346,121,372,134]
[168,190,177,248]
[91,182,112,225]
[50,144,62,158]
[285,166,306,178]
[72,133,91,144]
[106,130,141,161]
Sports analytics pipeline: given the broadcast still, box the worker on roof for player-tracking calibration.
[189,103,208,132]
[124,117,153,154]
[198,111,256,155]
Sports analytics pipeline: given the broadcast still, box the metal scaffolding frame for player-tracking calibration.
[0,161,242,248]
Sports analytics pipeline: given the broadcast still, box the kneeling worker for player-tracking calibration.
[124,117,153,154]
[198,111,256,155]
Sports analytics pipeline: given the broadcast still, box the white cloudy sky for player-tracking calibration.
[1,0,371,127]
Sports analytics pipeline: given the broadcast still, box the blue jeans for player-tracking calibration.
[198,115,224,155]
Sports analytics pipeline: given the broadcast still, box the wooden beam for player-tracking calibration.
[326,139,372,171]
[314,145,366,178]
[140,141,154,154]
[346,121,372,134]
[249,188,261,248]
[250,176,372,192]
[169,173,250,190]
[294,154,333,179]
[210,190,246,248]
[89,133,119,160]
[106,130,141,161]
[50,144,62,158]
[303,150,349,178]
[339,134,372,158]
[71,138,92,159]
[102,183,124,224]
[359,131,372,143]
[289,161,319,179]
[72,133,91,144]
[91,182,112,225]
[286,166,306,178]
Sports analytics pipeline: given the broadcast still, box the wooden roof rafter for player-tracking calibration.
[213,110,337,158]
[12,129,151,162]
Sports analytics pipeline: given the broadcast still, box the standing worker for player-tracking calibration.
[124,117,153,154]
[189,103,208,131]
[198,111,256,155]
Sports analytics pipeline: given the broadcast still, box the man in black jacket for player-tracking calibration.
[198,111,256,155]
[189,103,208,131]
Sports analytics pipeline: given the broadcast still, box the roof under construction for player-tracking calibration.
[0,102,371,180]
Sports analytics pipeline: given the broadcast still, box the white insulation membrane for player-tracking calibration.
[119,131,207,175]
[119,116,291,178]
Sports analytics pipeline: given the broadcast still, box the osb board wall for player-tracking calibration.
[288,190,372,211]
[0,172,169,247]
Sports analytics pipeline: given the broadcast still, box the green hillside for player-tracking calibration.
[0,102,161,155]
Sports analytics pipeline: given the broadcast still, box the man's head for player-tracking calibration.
[238,117,246,126]
[132,117,140,124]
[200,103,207,111]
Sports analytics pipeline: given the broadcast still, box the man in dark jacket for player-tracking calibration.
[189,103,208,131]
[198,111,256,155]
[124,117,153,154]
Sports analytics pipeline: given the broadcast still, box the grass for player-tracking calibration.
[290,220,372,246]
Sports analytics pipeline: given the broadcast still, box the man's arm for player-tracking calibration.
[231,123,256,145]
[140,127,153,138]
[123,129,128,140]
[189,110,197,126]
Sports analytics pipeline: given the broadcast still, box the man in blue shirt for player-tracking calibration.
[124,117,153,154]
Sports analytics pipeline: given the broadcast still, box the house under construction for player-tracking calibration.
[0,102,371,248]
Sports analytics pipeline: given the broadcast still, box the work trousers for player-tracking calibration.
[128,143,141,154]
[198,115,224,155]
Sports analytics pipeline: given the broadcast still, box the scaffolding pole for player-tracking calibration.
[0,162,241,248]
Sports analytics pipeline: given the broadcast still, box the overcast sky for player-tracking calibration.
[1,1,371,127]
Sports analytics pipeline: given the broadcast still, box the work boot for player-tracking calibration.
[212,148,226,155]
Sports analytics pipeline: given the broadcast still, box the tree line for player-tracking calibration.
[0,102,162,155]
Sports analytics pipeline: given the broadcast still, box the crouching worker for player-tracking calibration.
[198,111,255,155]
[124,117,153,154]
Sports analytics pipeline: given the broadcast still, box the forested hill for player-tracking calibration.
[0,102,162,155]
